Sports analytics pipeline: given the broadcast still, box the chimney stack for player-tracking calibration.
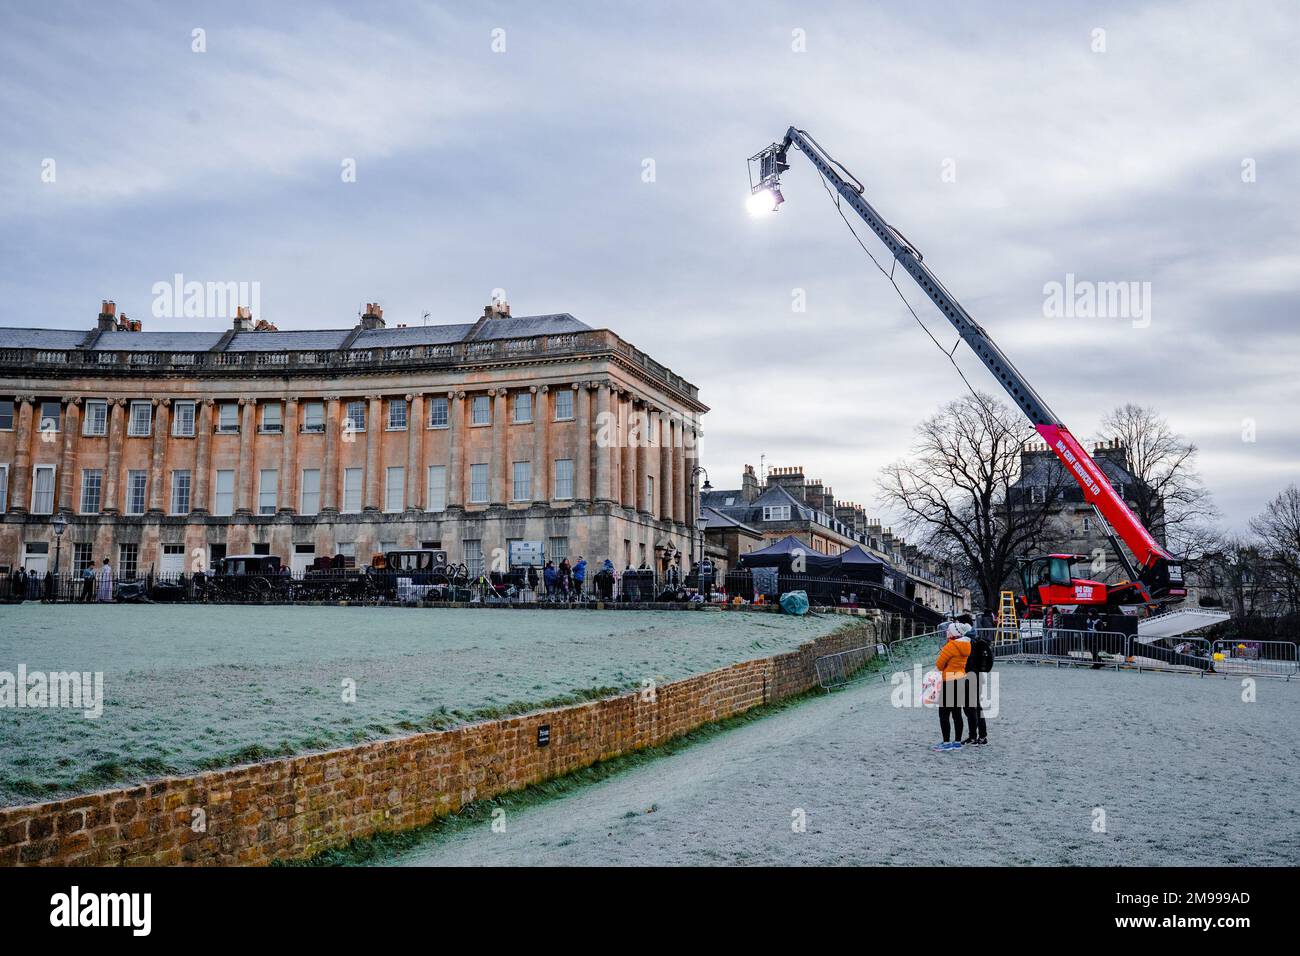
[361,302,385,330]
[233,305,254,332]
[767,465,806,502]
[97,300,117,332]
[742,464,759,502]
[485,298,511,319]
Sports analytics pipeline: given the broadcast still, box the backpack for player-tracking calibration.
[968,636,994,673]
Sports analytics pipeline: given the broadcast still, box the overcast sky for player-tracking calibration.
[2,0,1296,532]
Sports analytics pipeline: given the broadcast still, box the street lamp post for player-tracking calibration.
[689,466,711,570]
[52,512,68,602]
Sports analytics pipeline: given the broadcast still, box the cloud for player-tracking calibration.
[0,0,1296,532]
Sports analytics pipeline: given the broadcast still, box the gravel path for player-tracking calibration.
[379,664,1300,866]
[0,604,845,806]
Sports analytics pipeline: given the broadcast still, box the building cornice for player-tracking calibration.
[0,328,707,412]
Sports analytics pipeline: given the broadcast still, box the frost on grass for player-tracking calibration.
[374,664,1300,867]
[0,605,846,805]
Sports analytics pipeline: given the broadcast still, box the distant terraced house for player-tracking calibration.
[701,464,970,613]
[0,300,706,578]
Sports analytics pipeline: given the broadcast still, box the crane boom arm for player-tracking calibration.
[758,127,1183,600]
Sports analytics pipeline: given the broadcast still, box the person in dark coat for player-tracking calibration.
[959,613,990,745]
[596,559,615,601]
[572,557,587,598]
[543,560,557,600]
[558,559,573,600]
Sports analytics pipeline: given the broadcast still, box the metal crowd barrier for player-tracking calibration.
[815,628,948,692]
[1207,639,1299,678]
[809,625,1298,686]
[815,645,879,691]
[985,626,1296,678]
[883,627,949,664]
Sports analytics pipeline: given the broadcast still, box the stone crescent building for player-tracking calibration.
[0,301,707,578]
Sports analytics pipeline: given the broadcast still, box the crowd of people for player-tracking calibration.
[518,555,687,603]
[5,558,116,603]
[6,551,706,606]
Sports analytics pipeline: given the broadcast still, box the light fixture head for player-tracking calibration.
[745,185,783,217]
[747,142,788,216]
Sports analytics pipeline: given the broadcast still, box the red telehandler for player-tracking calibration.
[747,128,1193,633]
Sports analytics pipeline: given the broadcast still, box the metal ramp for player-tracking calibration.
[1136,607,1230,642]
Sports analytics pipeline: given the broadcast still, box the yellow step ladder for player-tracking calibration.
[994,590,1019,644]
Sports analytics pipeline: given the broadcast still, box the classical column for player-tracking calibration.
[280,398,298,512]
[636,404,651,515]
[321,396,340,512]
[406,393,423,510]
[8,397,33,513]
[236,398,255,514]
[622,393,637,508]
[193,400,213,513]
[660,411,675,524]
[682,422,697,530]
[147,399,171,512]
[102,399,126,514]
[673,416,687,527]
[637,405,650,515]
[364,394,382,511]
[594,383,611,502]
[491,388,507,506]
[447,391,464,509]
[532,386,548,504]
[611,390,624,507]
[575,384,591,502]
[57,398,81,512]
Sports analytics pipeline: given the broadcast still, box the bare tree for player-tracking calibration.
[1202,536,1260,628]
[1096,403,1218,558]
[878,392,1067,610]
[1249,484,1300,613]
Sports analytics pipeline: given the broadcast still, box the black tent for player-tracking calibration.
[734,536,940,624]
[834,545,887,583]
[735,536,840,605]
[837,545,917,600]
[736,536,840,573]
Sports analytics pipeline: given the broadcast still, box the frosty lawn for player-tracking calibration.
[0,604,848,806]
[374,664,1300,867]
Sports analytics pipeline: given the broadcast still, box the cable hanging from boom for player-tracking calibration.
[812,164,984,403]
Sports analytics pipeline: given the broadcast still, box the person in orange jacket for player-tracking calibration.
[933,621,972,751]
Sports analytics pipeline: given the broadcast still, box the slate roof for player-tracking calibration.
[225,330,351,352]
[0,313,593,354]
[466,314,589,340]
[352,324,475,348]
[700,483,815,527]
[1012,449,1139,491]
[90,330,227,351]
[0,328,89,349]
[698,506,762,537]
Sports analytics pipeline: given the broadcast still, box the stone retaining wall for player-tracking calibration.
[0,618,875,866]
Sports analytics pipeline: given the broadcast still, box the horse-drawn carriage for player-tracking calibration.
[367,549,476,602]
[197,554,291,603]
